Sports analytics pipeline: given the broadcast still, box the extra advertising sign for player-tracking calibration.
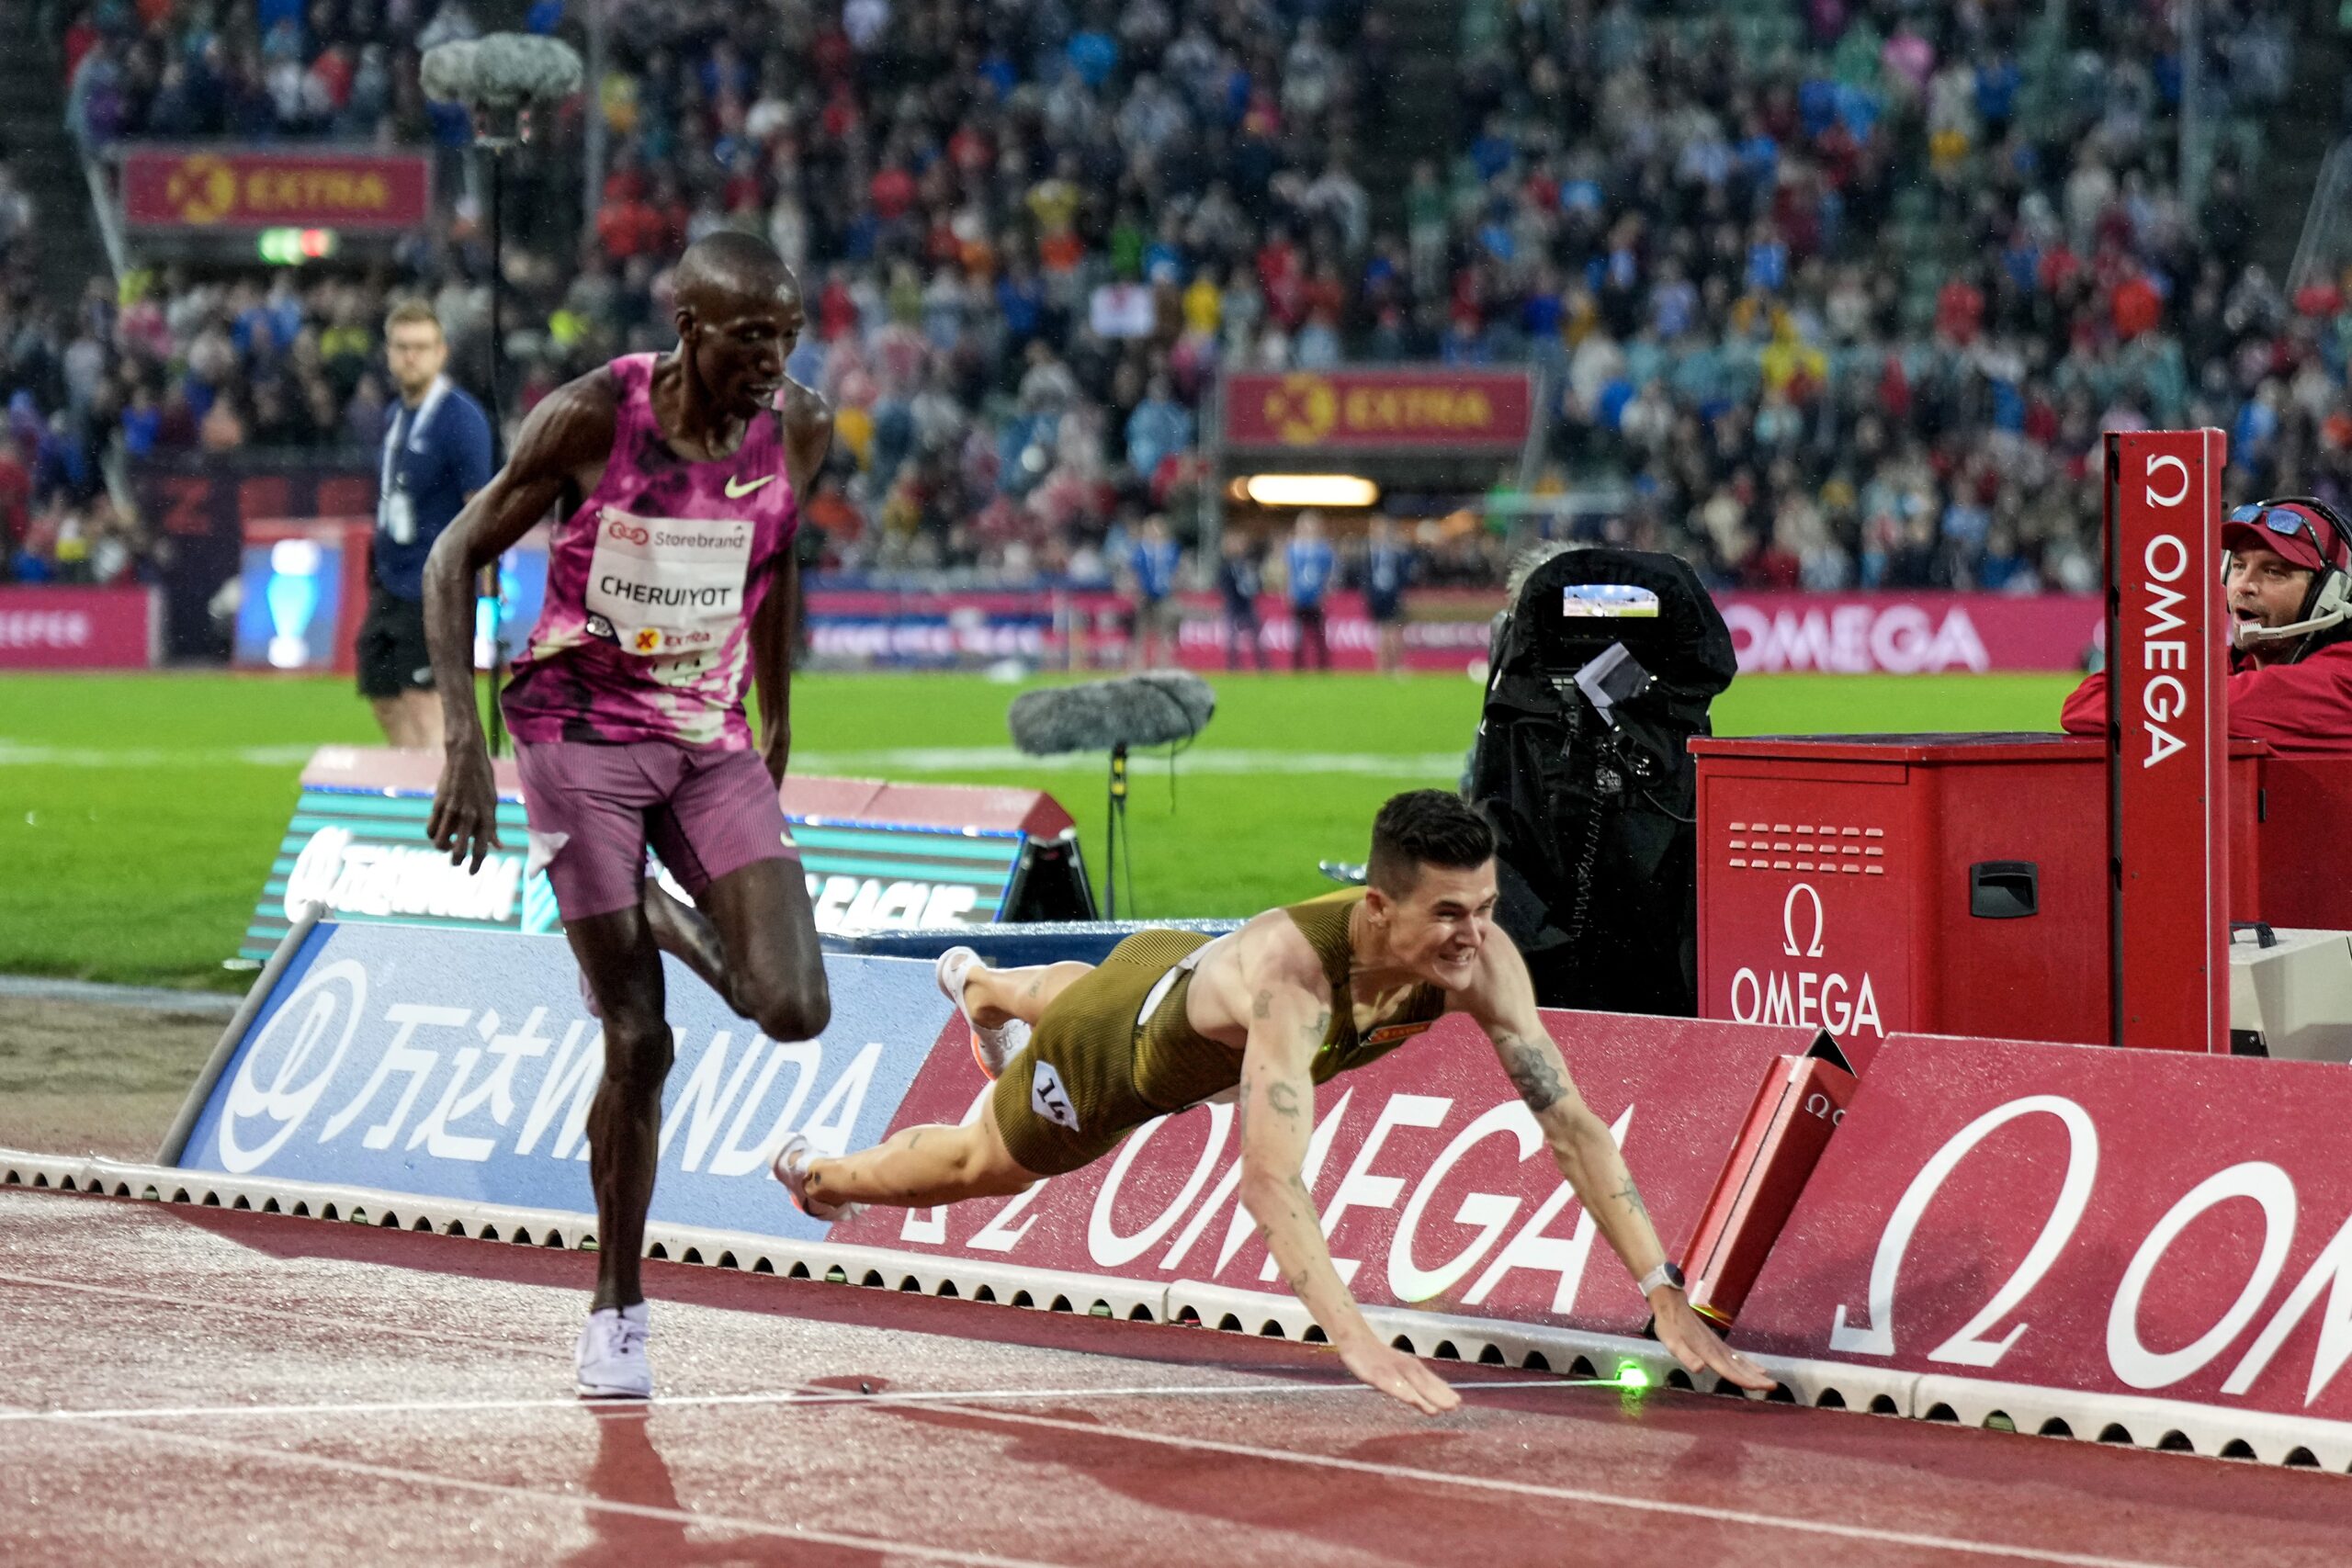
[2104,430,2229,1052]
[241,748,1062,962]
[1221,370,1534,452]
[0,585,159,670]
[121,147,431,231]
[176,922,950,1241]
[1740,1032,2352,1424]
[829,1010,1813,1337]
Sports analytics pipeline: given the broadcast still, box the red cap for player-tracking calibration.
[2223,502,2347,574]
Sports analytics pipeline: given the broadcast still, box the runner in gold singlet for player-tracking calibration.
[773,791,1773,1416]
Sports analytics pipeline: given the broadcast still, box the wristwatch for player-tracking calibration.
[1637,1261,1687,1299]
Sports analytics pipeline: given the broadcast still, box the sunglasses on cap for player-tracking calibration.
[2227,503,2332,558]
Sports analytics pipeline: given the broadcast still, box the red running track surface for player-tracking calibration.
[2,1186,2347,1567]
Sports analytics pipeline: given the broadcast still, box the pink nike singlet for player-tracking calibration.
[503,353,799,749]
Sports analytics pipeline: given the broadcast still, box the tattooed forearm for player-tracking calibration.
[1501,1039,1566,1112]
[1267,1079,1302,1119]
[1252,988,1274,1020]
[1612,1178,1649,1224]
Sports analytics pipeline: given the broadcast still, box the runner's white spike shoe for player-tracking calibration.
[772,1132,862,1223]
[575,1302,650,1398]
[934,945,1029,1081]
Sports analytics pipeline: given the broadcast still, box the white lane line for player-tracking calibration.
[0,1270,553,1357]
[0,1375,1584,1427]
[919,1401,2197,1568]
[0,742,322,767]
[46,1414,1074,1568]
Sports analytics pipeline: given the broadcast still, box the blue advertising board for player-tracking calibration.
[177,922,953,1242]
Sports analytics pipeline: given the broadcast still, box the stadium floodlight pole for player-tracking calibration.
[421,32,584,756]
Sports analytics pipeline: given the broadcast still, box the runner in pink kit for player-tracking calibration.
[421,231,832,1399]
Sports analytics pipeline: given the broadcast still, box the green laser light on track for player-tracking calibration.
[1613,1361,1652,1392]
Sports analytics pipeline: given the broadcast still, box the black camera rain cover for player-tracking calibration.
[1469,547,1735,1015]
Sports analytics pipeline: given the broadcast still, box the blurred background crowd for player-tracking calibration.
[6,0,2351,603]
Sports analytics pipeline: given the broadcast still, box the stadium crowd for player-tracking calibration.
[5,0,2346,602]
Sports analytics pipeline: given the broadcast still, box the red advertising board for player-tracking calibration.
[121,147,431,231]
[831,1010,1813,1336]
[1222,370,1532,451]
[1719,592,2101,674]
[807,587,2104,676]
[1739,1032,2352,1424]
[2104,430,2229,1052]
[0,585,159,670]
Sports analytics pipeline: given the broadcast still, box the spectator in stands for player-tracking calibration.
[2061,499,2352,755]
[1285,509,1336,672]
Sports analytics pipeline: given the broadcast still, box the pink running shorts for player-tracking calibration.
[514,739,797,921]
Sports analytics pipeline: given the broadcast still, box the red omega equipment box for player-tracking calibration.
[1691,733,2267,1047]
[1679,1032,1858,1327]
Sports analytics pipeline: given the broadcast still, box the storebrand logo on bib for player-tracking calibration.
[585,509,754,658]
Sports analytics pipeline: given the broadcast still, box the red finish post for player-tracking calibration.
[2103,430,2229,1052]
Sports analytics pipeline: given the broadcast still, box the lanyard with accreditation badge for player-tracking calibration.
[379,376,451,545]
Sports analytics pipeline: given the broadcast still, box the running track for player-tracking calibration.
[3,1186,2346,1565]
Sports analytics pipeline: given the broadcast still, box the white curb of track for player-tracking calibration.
[6,1146,2346,1476]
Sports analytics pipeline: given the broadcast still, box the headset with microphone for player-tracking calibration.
[2225,494,2352,657]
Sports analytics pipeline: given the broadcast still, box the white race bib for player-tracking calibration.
[584,509,753,657]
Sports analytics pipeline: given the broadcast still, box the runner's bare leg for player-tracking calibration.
[805,1108,1037,1207]
[960,960,1093,1028]
[565,905,671,1313]
[640,861,829,1041]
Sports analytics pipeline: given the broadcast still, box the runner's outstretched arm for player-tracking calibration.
[1236,940,1463,1417]
[422,373,616,872]
[1464,935,1775,1393]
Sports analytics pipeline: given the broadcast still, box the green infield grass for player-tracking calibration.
[0,670,2078,989]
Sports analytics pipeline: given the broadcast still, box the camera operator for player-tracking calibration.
[2061,497,2352,755]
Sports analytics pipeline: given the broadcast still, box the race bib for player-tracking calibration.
[584,509,753,657]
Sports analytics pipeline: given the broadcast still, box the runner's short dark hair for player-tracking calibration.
[1367,791,1495,896]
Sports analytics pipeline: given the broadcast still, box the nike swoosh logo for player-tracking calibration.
[724,475,776,499]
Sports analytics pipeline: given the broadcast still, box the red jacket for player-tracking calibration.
[2059,640,2352,756]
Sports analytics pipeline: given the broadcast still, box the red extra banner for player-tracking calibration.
[1222,370,1532,451]
[830,1011,1811,1336]
[121,148,431,231]
[1739,1034,2352,1423]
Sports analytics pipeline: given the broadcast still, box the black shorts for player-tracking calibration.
[1366,592,1403,625]
[356,585,435,699]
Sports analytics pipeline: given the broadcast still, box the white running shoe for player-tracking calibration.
[772,1132,862,1223]
[575,1302,650,1399]
[934,944,1029,1081]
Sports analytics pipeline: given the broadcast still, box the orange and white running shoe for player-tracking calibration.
[934,945,1029,1081]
